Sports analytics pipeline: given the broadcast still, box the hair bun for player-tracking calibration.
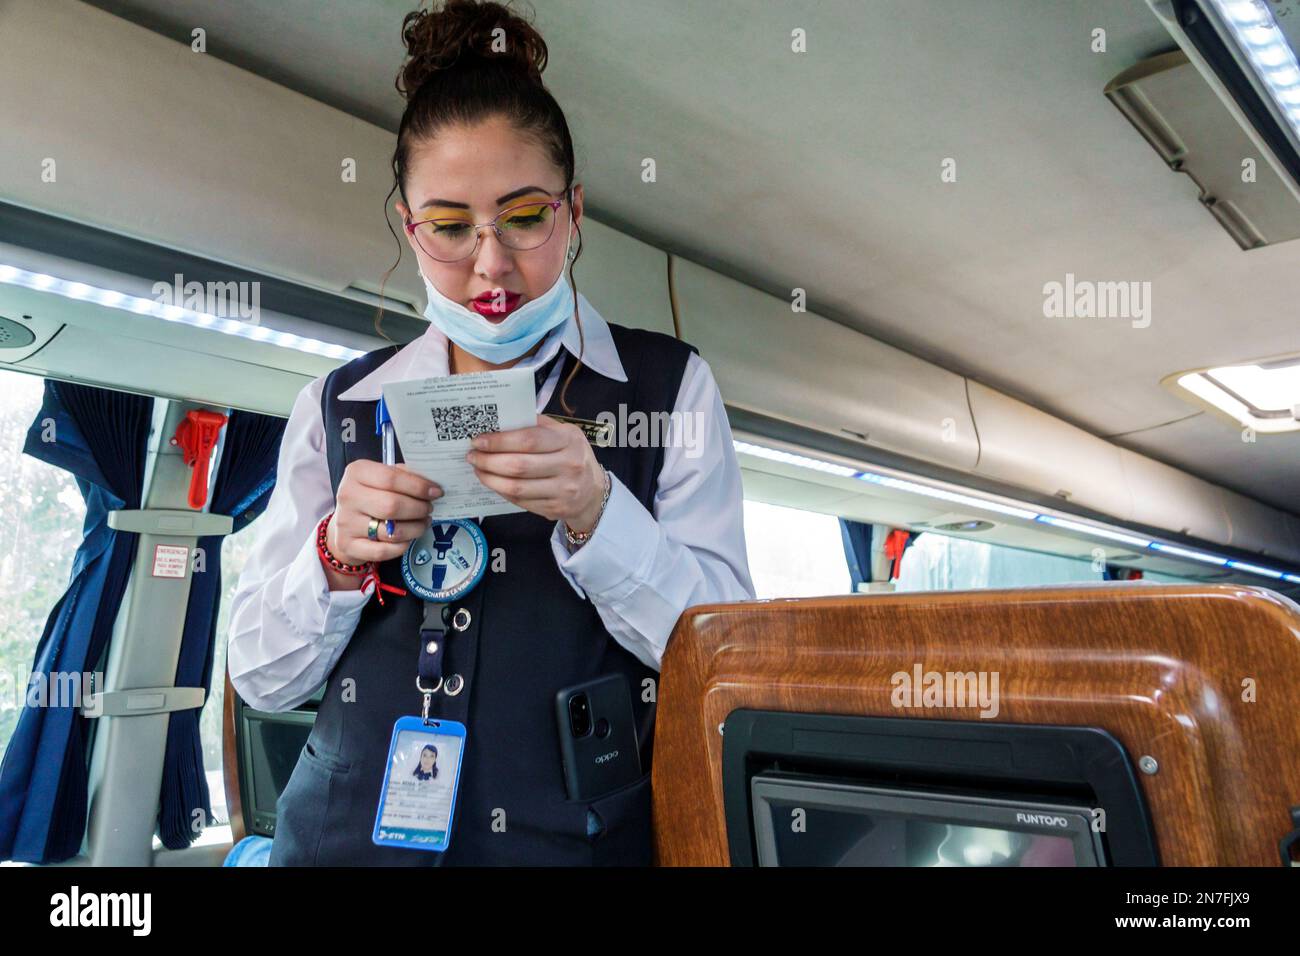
[397,0,548,98]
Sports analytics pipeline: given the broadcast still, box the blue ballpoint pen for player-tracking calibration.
[376,395,396,538]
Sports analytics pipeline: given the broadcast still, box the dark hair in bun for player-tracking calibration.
[378,0,585,413]
[396,0,547,95]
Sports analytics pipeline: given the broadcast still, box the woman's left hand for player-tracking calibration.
[466,415,606,531]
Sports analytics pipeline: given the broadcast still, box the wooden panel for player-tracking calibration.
[221,669,246,846]
[652,584,1300,866]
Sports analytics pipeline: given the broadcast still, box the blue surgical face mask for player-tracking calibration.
[420,210,575,364]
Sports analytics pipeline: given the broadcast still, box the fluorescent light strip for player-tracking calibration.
[0,263,364,361]
[1035,515,1153,549]
[733,439,859,477]
[734,437,1299,583]
[857,472,1040,520]
[1226,560,1284,579]
[1149,542,1229,565]
[1211,0,1300,141]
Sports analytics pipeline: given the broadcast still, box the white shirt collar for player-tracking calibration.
[336,289,628,401]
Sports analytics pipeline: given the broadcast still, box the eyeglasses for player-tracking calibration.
[405,190,571,263]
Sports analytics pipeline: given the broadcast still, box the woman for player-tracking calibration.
[413,745,439,781]
[228,0,754,866]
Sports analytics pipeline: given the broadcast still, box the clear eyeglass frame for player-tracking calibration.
[404,189,572,263]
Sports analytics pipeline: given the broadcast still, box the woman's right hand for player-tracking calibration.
[327,461,442,566]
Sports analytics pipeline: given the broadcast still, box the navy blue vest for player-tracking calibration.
[269,323,697,866]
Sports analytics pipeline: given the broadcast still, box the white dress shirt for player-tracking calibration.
[227,290,756,713]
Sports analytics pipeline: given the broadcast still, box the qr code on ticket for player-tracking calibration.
[431,402,500,441]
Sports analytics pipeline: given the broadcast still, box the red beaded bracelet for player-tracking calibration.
[316,512,370,575]
[315,512,407,606]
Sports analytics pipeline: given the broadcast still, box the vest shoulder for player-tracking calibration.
[605,322,700,361]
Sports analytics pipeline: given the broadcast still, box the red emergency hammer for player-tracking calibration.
[170,409,228,510]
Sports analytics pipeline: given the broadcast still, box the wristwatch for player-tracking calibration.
[564,467,611,551]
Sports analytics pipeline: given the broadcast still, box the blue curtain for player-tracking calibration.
[0,381,151,863]
[157,409,286,849]
[839,518,874,591]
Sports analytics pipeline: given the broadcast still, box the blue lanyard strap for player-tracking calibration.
[417,602,448,723]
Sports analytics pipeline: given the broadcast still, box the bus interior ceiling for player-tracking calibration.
[1,0,1298,594]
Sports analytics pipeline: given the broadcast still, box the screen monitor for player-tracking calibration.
[239,708,315,837]
[751,775,1106,867]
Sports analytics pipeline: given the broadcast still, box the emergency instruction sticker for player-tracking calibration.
[151,544,189,578]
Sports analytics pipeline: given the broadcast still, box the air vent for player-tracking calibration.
[934,519,996,533]
[0,316,36,349]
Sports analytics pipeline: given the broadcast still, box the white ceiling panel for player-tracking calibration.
[80,0,1300,513]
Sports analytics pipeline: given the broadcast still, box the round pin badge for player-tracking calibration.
[401,518,488,603]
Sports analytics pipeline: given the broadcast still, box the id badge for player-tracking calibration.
[372,716,467,852]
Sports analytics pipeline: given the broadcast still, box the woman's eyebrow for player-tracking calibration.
[419,185,553,210]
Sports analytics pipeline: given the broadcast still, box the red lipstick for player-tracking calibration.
[470,290,522,320]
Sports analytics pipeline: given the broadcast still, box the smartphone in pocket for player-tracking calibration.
[555,674,643,801]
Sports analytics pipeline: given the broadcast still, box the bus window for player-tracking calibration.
[894,532,1198,592]
[200,519,266,829]
[744,500,850,599]
[0,369,89,760]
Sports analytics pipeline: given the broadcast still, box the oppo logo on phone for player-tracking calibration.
[594,750,620,765]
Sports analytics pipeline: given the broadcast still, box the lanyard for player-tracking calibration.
[416,602,448,724]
